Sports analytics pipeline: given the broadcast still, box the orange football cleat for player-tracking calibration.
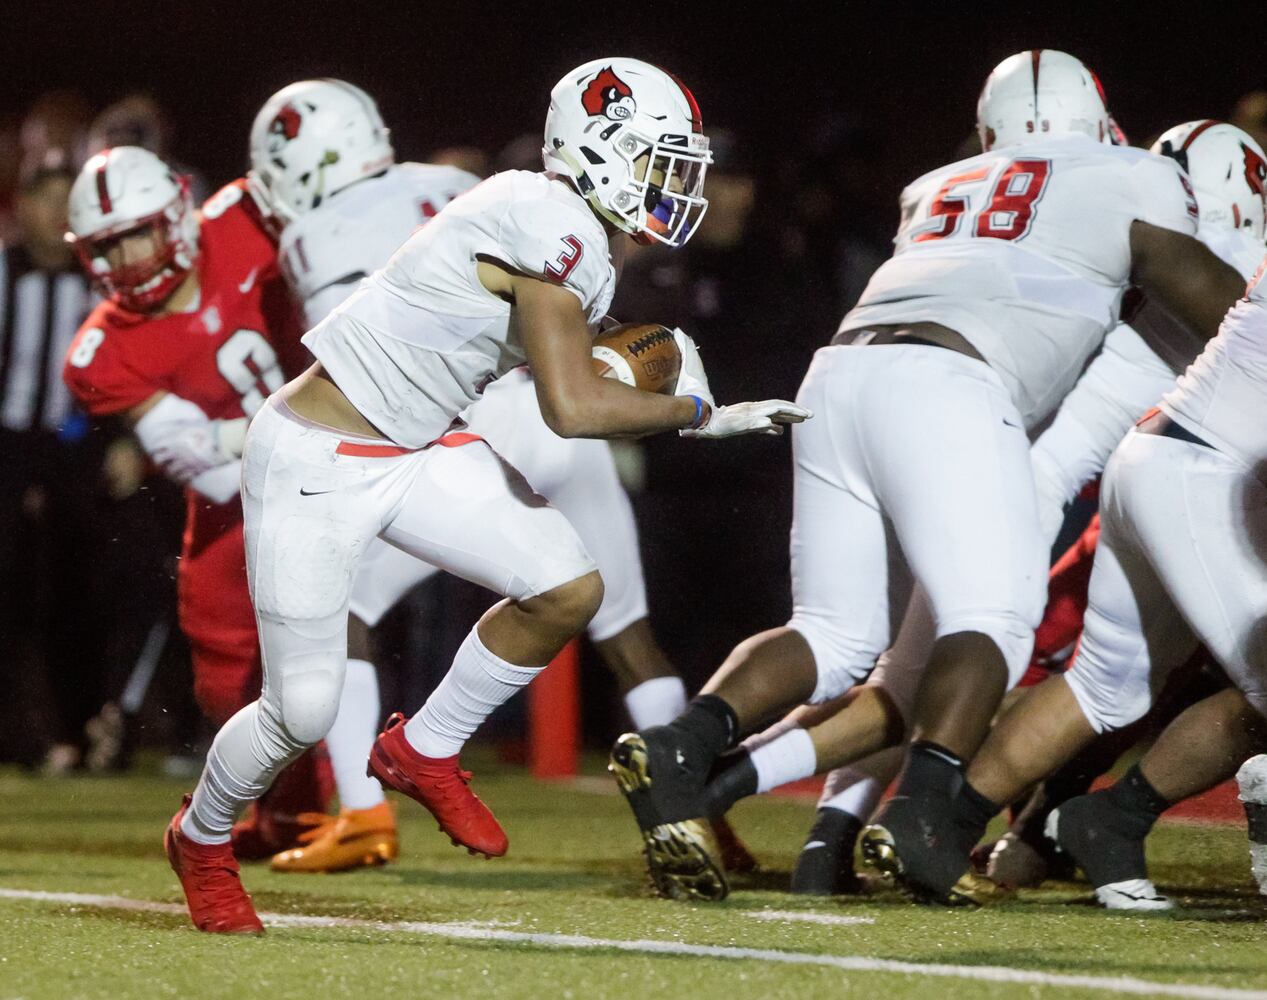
[367,713,508,857]
[165,795,264,934]
[270,802,399,873]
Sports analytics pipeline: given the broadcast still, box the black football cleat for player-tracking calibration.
[860,795,1004,906]
[790,808,864,896]
[609,730,728,901]
[1046,793,1172,911]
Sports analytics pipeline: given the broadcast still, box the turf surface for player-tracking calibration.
[1,756,1264,1000]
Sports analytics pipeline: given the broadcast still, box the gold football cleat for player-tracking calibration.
[859,823,1012,907]
[609,733,729,902]
[269,801,399,874]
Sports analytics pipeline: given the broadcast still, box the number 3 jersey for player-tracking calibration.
[840,134,1198,428]
[302,169,618,448]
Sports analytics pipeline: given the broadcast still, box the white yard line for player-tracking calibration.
[744,909,875,926]
[0,887,1261,1000]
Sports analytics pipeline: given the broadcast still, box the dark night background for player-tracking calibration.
[2,0,1262,760]
[5,2,1259,196]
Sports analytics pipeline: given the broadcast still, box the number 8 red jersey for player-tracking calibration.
[841,134,1199,429]
[62,179,307,698]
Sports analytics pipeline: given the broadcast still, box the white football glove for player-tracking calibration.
[681,399,812,438]
[671,328,715,407]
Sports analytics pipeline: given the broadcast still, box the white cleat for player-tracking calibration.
[1094,878,1173,911]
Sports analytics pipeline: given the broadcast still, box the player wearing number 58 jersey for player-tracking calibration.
[607,50,1245,904]
[62,147,331,854]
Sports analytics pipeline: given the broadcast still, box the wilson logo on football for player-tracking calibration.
[581,67,636,121]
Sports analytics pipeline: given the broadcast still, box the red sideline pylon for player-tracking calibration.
[529,638,580,779]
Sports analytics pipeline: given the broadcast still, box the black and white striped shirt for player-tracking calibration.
[0,246,93,434]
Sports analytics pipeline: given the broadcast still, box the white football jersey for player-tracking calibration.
[303,170,618,448]
[840,134,1198,428]
[1162,254,1267,465]
[281,162,480,327]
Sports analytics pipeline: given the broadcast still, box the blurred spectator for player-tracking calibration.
[85,94,211,203]
[18,91,91,180]
[430,145,489,178]
[0,158,104,770]
[1231,91,1267,152]
[494,133,542,174]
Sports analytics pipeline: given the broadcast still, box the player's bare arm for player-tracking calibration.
[1130,220,1246,338]
[488,263,701,438]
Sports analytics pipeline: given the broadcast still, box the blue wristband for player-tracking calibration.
[689,394,706,429]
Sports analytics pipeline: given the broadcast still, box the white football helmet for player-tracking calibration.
[1152,121,1267,240]
[543,58,711,247]
[65,146,199,311]
[977,50,1110,150]
[248,79,394,225]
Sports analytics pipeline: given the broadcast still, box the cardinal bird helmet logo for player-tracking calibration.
[1244,142,1267,198]
[268,104,302,144]
[581,67,636,121]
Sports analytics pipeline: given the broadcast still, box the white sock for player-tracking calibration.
[324,658,385,810]
[181,701,298,845]
[818,747,904,822]
[748,726,817,794]
[404,627,542,758]
[741,714,799,753]
[624,676,687,729]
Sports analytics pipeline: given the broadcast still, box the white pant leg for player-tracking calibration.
[1109,432,1267,715]
[349,538,440,628]
[787,348,905,703]
[860,346,1047,685]
[819,747,904,822]
[1065,435,1200,733]
[467,369,646,641]
[379,436,596,600]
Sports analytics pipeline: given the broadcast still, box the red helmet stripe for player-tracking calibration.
[95,159,113,214]
[1180,119,1221,151]
[1030,50,1042,107]
[663,68,702,134]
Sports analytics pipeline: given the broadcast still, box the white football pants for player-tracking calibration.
[348,367,647,640]
[788,344,1047,704]
[1067,430,1267,731]
[191,396,597,825]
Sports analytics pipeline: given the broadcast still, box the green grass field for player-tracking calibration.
[1,757,1264,1000]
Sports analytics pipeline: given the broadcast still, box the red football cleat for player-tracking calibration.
[165,795,265,934]
[367,713,508,858]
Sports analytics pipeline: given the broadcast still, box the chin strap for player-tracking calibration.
[549,145,638,237]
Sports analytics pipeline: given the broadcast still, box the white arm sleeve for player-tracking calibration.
[1029,322,1177,545]
[188,460,243,504]
[133,393,247,485]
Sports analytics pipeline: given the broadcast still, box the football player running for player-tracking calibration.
[250,78,749,874]
[164,57,808,934]
[608,49,1244,904]
[63,148,333,860]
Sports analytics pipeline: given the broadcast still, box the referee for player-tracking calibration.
[0,154,102,769]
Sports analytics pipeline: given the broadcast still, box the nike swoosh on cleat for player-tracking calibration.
[802,841,827,851]
[299,487,334,496]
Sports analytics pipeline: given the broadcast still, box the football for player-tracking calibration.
[591,323,682,394]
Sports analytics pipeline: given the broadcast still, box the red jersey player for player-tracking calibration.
[63,146,329,854]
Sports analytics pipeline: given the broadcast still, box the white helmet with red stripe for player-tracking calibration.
[543,57,711,247]
[1152,121,1267,240]
[65,146,198,311]
[248,78,394,225]
[977,50,1111,151]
